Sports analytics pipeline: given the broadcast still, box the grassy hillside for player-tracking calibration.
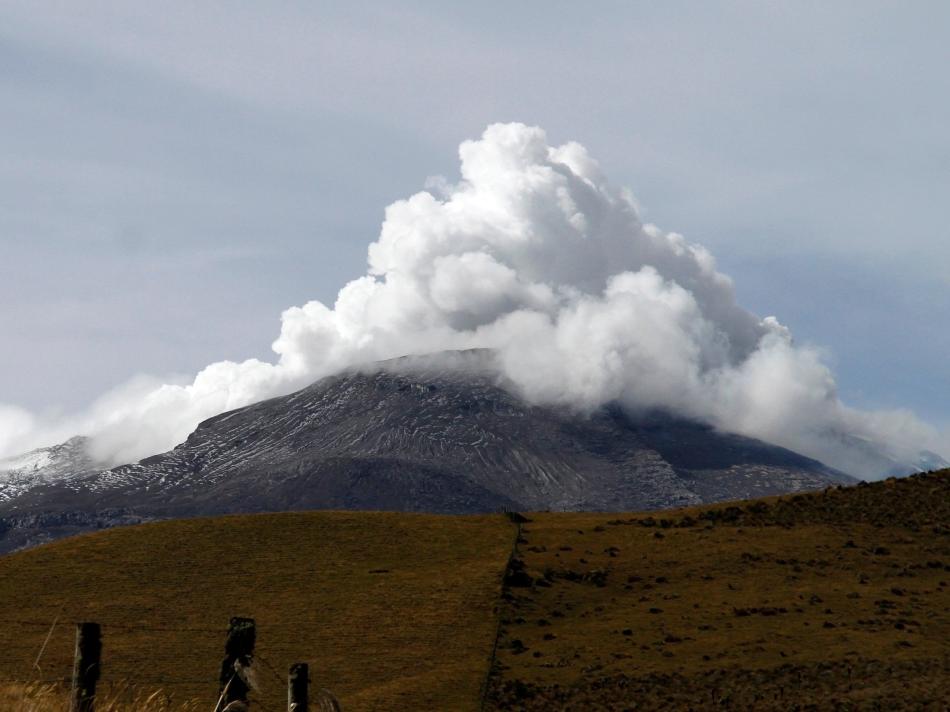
[488,470,950,710]
[0,512,516,711]
[1,471,947,711]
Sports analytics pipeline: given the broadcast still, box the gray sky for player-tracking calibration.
[1,1,948,427]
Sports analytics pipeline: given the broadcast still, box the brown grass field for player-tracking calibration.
[0,470,947,711]
[0,512,516,711]
[488,471,950,710]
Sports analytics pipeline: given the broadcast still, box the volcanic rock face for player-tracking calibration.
[0,353,853,553]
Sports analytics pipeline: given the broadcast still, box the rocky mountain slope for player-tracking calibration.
[0,436,99,502]
[0,352,855,553]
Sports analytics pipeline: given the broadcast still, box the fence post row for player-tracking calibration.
[70,621,101,712]
[215,617,256,712]
[55,618,337,711]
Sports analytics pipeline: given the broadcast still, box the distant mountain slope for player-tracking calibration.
[0,436,98,502]
[0,352,854,552]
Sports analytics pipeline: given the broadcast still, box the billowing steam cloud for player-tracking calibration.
[2,123,945,476]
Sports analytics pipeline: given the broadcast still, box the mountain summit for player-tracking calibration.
[0,351,854,552]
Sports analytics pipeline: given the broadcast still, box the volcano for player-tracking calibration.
[0,352,854,552]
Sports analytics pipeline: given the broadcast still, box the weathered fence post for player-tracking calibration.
[215,617,256,712]
[288,663,309,712]
[70,622,101,712]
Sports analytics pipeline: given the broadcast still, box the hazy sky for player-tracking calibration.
[1,2,948,429]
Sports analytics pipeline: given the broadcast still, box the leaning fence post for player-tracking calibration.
[70,622,101,712]
[215,617,256,712]
[288,662,309,712]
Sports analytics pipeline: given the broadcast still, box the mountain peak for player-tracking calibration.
[0,361,857,552]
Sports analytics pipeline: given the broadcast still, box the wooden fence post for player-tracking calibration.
[288,662,308,712]
[70,622,101,712]
[215,617,256,712]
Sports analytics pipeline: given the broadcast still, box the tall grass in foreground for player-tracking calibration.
[0,683,202,711]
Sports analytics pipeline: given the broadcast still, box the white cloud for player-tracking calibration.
[2,123,945,477]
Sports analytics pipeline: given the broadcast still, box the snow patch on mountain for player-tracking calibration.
[0,436,101,501]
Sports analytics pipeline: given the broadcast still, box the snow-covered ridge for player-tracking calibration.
[0,449,54,474]
[0,436,101,502]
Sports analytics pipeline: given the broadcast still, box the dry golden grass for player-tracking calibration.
[0,511,516,711]
[0,682,202,711]
[488,471,950,710]
[2,471,947,711]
